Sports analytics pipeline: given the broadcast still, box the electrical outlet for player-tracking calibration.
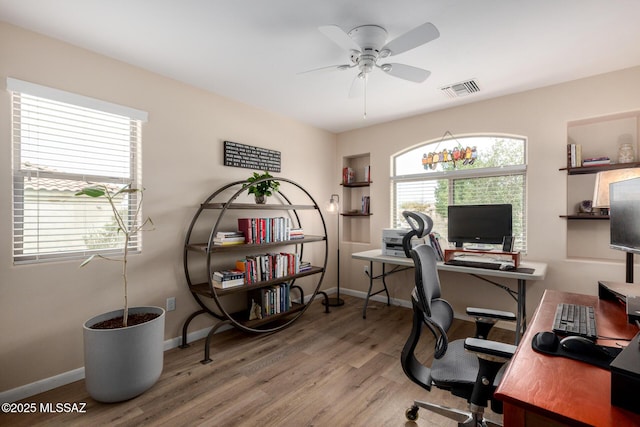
[166,297,176,312]
[364,265,369,275]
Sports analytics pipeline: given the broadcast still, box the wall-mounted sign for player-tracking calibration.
[223,140,281,172]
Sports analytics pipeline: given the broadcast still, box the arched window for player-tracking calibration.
[391,134,527,252]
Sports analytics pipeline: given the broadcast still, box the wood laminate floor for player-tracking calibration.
[2,295,514,426]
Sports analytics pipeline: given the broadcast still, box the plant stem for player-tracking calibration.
[123,233,129,327]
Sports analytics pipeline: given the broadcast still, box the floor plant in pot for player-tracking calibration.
[76,183,164,403]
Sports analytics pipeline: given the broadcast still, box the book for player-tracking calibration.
[361,196,370,214]
[567,143,583,168]
[342,167,355,184]
[212,278,244,289]
[582,156,611,166]
[237,217,292,244]
[213,269,244,281]
[215,231,244,238]
[248,283,290,318]
[213,237,245,246]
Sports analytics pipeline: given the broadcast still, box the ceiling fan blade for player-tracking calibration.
[297,64,353,75]
[382,22,439,56]
[380,63,431,83]
[319,25,361,52]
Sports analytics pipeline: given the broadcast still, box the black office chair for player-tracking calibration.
[400,213,517,426]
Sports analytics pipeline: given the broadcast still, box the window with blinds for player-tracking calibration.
[391,135,528,252]
[8,78,148,264]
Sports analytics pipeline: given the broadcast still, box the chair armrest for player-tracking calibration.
[466,307,516,321]
[464,337,517,361]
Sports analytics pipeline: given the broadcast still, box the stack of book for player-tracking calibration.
[235,252,301,284]
[237,217,292,244]
[342,167,355,184]
[299,260,311,272]
[212,231,245,246]
[361,196,370,214]
[248,283,291,319]
[289,227,304,240]
[212,269,245,289]
[567,143,583,168]
[582,156,611,167]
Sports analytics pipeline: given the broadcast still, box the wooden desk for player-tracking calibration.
[495,289,640,426]
[351,249,547,344]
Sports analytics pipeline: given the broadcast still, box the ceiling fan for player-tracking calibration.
[306,22,440,117]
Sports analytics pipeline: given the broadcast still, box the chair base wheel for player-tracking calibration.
[406,405,419,421]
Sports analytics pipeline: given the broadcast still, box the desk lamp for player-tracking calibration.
[323,194,344,306]
[592,168,640,215]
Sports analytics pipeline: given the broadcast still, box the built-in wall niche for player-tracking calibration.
[564,110,640,261]
[567,111,639,165]
[341,153,371,244]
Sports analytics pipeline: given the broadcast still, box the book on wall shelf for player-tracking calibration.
[582,156,611,167]
[361,196,370,214]
[342,167,355,184]
[567,143,583,168]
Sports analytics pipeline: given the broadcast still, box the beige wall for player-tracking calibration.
[337,66,640,322]
[0,23,337,393]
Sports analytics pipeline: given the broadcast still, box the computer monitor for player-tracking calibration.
[447,204,512,249]
[609,177,640,283]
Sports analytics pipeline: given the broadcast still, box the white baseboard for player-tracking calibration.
[0,289,512,403]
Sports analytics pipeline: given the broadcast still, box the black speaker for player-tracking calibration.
[502,236,514,252]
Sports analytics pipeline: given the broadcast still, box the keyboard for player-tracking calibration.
[552,303,597,340]
[445,259,514,271]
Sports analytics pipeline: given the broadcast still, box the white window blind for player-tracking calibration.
[9,78,147,264]
[391,135,528,252]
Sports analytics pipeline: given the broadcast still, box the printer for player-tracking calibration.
[382,228,425,257]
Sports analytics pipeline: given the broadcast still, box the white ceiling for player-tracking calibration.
[2,0,640,133]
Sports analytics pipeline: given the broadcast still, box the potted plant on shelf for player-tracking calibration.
[245,171,280,204]
[76,183,164,403]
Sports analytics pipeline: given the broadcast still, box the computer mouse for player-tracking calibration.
[534,331,559,352]
[559,336,611,360]
[499,262,515,271]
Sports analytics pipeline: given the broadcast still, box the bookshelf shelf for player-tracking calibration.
[559,215,610,220]
[341,181,371,188]
[180,178,329,364]
[559,162,640,175]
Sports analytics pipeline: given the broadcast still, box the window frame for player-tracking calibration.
[391,133,528,252]
[8,78,148,264]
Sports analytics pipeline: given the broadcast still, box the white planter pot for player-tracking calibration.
[83,306,165,403]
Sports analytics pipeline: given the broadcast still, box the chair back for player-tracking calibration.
[410,243,454,358]
[401,211,433,257]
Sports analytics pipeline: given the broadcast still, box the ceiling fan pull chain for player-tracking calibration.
[363,74,368,119]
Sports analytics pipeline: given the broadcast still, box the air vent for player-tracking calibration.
[440,79,480,98]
